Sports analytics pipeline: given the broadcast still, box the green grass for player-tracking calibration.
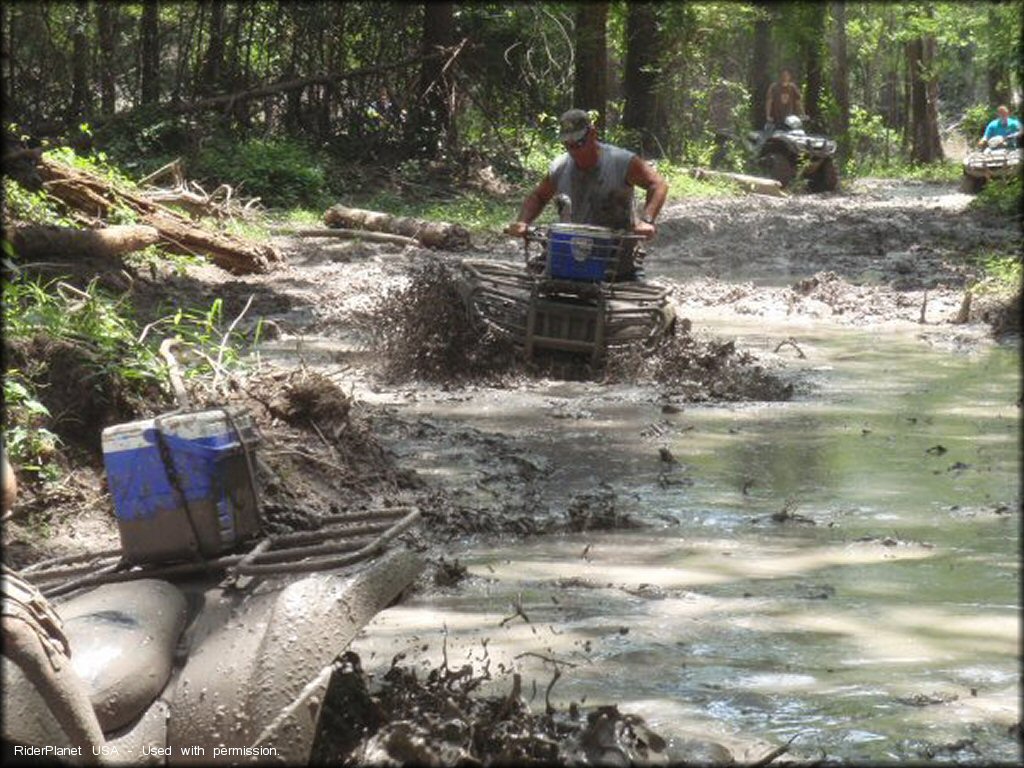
[2,275,259,480]
[847,159,963,183]
[970,251,1023,296]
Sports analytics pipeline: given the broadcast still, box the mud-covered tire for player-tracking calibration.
[960,174,984,194]
[807,158,839,193]
[763,151,797,188]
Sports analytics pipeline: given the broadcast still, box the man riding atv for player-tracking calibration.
[978,105,1021,149]
[961,104,1023,193]
[458,109,674,368]
[505,109,668,279]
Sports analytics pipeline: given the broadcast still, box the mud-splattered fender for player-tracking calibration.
[167,548,423,765]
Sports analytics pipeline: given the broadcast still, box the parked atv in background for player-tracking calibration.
[961,133,1022,193]
[747,115,840,192]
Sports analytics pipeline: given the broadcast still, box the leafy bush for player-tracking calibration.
[962,103,994,146]
[970,175,1022,217]
[2,275,259,471]
[3,178,73,226]
[192,138,328,209]
[846,106,902,175]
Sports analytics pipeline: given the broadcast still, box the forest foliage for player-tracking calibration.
[2,1,1021,205]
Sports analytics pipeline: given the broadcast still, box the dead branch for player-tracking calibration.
[773,337,807,358]
[35,154,280,274]
[512,652,579,668]
[158,338,191,409]
[174,49,450,116]
[499,592,531,627]
[138,158,184,188]
[544,666,562,716]
[750,733,803,767]
[272,227,418,246]
[919,290,928,324]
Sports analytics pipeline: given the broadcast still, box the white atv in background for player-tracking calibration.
[961,133,1022,193]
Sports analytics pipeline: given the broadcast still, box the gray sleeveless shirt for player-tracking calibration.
[549,143,636,231]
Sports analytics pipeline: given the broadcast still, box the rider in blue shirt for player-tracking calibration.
[979,105,1022,148]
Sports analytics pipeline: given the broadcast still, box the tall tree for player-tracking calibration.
[749,1,772,129]
[96,3,117,115]
[622,2,666,156]
[908,32,943,163]
[197,0,226,96]
[140,1,160,106]
[830,1,850,161]
[416,1,455,157]
[574,2,608,128]
[801,4,826,127]
[69,0,90,122]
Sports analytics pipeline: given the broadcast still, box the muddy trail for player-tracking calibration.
[4,178,1020,764]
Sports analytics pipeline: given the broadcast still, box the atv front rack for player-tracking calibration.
[18,507,421,599]
[460,258,674,367]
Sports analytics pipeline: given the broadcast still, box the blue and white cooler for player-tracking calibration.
[546,224,626,281]
[101,407,262,565]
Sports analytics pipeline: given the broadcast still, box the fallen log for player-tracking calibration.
[691,167,786,197]
[271,227,418,246]
[9,224,160,261]
[35,154,280,274]
[323,205,471,250]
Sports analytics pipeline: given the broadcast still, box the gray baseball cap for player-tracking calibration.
[559,109,592,143]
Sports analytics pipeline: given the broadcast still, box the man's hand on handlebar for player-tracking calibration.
[505,221,530,238]
[633,220,657,240]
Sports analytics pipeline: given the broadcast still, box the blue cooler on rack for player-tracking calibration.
[546,224,623,281]
[101,407,262,565]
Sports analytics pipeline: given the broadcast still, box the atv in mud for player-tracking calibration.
[2,408,423,764]
[749,115,839,192]
[961,133,1022,193]
[459,223,675,369]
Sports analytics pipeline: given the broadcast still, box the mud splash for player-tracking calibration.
[312,651,671,766]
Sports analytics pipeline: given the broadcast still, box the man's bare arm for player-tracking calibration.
[506,176,556,236]
[626,156,669,239]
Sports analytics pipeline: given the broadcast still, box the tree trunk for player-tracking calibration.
[802,4,825,127]
[140,1,160,107]
[198,0,226,96]
[749,2,772,130]
[908,34,943,163]
[10,224,161,261]
[69,0,90,122]
[830,1,851,163]
[623,2,666,157]
[324,204,471,250]
[415,1,455,158]
[574,2,608,129]
[96,3,117,115]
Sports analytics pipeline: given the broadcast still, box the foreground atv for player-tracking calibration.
[459,224,675,369]
[961,134,1022,193]
[2,410,423,765]
[749,115,839,192]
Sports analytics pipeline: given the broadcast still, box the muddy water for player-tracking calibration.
[346,316,1020,763]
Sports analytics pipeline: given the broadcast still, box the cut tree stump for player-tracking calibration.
[323,205,471,250]
[10,224,160,261]
[691,167,786,197]
[34,155,281,274]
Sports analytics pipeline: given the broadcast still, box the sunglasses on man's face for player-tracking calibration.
[564,133,589,150]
